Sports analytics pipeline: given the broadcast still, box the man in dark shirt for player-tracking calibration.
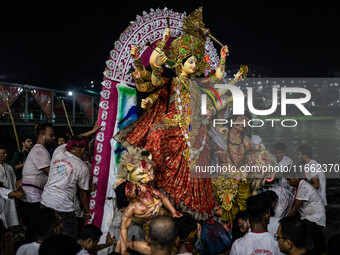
[11,135,32,182]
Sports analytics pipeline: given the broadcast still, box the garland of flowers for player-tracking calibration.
[175,77,207,163]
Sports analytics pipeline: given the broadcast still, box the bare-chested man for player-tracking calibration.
[114,181,181,255]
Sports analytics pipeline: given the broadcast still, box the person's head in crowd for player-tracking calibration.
[31,207,63,242]
[65,136,89,159]
[297,144,313,164]
[174,214,197,252]
[65,131,72,139]
[232,210,250,241]
[0,145,8,164]
[57,136,67,146]
[21,135,33,152]
[286,174,302,189]
[147,216,179,255]
[39,234,81,255]
[0,221,14,254]
[78,224,102,253]
[328,234,340,255]
[115,181,140,210]
[246,194,271,230]
[274,142,286,163]
[276,216,308,255]
[36,123,55,149]
[264,190,279,216]
[236,210,250,233]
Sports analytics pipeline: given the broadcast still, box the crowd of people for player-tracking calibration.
[0,122,118,254]
[110,141,333,255]
[0,119,336,254]
[0,7,338,255]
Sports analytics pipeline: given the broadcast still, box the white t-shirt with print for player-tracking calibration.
[41,144,90,212]
[304,160,327,206]
[295,179,326,227]
[22,144,50,203]
[230,231,281,255]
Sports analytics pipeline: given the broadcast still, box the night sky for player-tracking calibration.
[1,1,339,89]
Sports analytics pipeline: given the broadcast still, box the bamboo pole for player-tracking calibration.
[0,85,20,151]
[61,99,74,137]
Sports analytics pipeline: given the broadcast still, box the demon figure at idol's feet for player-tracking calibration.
[114,180,181,255]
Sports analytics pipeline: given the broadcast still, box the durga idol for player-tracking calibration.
[114,7,241,220]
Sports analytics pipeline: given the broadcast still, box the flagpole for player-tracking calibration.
[0,85,20,152]
[61,99,74,137]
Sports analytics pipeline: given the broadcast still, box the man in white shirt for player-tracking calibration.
[41,137,90,239]
[10,135,32,184]
[0,185,24,228]
[22,124,55,202]
[274,142,293,167]
[0,145,19,228]
[230,194,281,255]
[20,123,55,242]
[297,144,327,206]
[287,177,327,255]
[16,207,63,255]
[273,142,295,194]
[77,224,102,255]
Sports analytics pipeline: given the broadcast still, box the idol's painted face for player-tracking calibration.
[182,56,197,75]
[125,182,138,200]
[131,160,155,184]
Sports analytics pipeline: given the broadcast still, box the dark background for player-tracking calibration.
[0,0,339,89]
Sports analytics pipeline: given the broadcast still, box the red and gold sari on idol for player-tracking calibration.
[114,77,216,220]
